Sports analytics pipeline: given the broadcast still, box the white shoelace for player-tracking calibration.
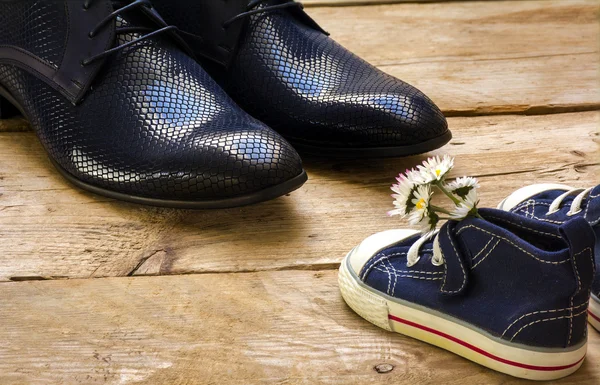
[547,187,593,216]
[406,230,444,267]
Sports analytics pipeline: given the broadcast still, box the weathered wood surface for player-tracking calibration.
[0,0,598,133]
[0,112,598,282]
[304,0,457,5]
[1,1,599,383]
[307,0,600,116]
[1,271,600,385]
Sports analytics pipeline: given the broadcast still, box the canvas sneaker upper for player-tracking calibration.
[345,208,596,349]
[499,183,600,329]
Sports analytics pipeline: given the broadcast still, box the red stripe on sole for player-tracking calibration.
[388,314,584,372]
[589,310,600,323]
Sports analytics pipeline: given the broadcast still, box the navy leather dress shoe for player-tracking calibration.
[339,208,595,379]
[151,0,451,157]
[0,0,307,208]
[498,184,600,331]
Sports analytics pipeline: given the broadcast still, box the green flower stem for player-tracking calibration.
[435,182,462,206]
[430,205,452,215]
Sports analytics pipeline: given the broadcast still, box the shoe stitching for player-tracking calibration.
[584,193,600,225]
[456,225,570,264]
[510,308,588,342]
[440,225,467,294]
[471,237,495,262]
[568,247,591,345]
[382,258,392,295]
[360,252,405,280]
[501,302,588,338]
[513,200,550,211]
[484,214,562,238]
[371,266,442,281]
[369,259,443,275]
[471,239,501,269]
[512,200,566,225]
[360,249,434,280]
[388,259,399,296]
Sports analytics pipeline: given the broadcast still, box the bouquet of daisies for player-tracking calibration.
[388,155,481,234]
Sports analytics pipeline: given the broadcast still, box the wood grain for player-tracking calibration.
[1,271,599,385]
[0,112,597,281]
[303,0,454,5]
[1,0,598,133]
[306,0,600,116]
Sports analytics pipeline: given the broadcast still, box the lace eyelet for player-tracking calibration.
[567,209,582,216]
[545,209,559,216]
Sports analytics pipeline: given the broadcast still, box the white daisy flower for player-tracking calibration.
[418,155,454,183]
[450,189,480,220]
[407,184,432,222]
[446,176,480,198]
[388,169,423,217]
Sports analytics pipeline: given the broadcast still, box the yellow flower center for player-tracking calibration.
[435,169,441,177]
[416,198,426,210]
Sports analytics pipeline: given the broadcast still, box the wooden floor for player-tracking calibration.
[0,0,599,384]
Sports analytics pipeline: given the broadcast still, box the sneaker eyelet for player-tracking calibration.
[567,209,582,216]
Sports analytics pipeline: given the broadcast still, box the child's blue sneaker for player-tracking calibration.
[498,184,600,331]
[338,208,595,380]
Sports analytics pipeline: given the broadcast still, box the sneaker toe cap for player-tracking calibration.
[347,229,419,276]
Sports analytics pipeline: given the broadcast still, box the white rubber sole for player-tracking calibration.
[589,295,600,332]
[338,253,587,381]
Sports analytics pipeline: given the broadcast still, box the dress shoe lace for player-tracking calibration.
[222,0,303,29]
[82,0,177,66]
[547,187,593,216]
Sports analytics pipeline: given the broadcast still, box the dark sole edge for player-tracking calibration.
[1,85,309,209]
[290,130,452,158]
[51,159,309,209]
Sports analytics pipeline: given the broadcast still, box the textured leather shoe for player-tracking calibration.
[0,0,307,208]
[151,0,451,157]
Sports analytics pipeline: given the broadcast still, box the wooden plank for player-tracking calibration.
[0,112,597,281]
[0,271,599,384]
[0,0,598,133]
[303,0,455,5]
[306,0,600,115]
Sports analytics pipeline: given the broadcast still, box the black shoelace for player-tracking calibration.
[82,0,177,66]
[222,0,303,29]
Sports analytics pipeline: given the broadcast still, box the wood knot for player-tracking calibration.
[374,363,394,373]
